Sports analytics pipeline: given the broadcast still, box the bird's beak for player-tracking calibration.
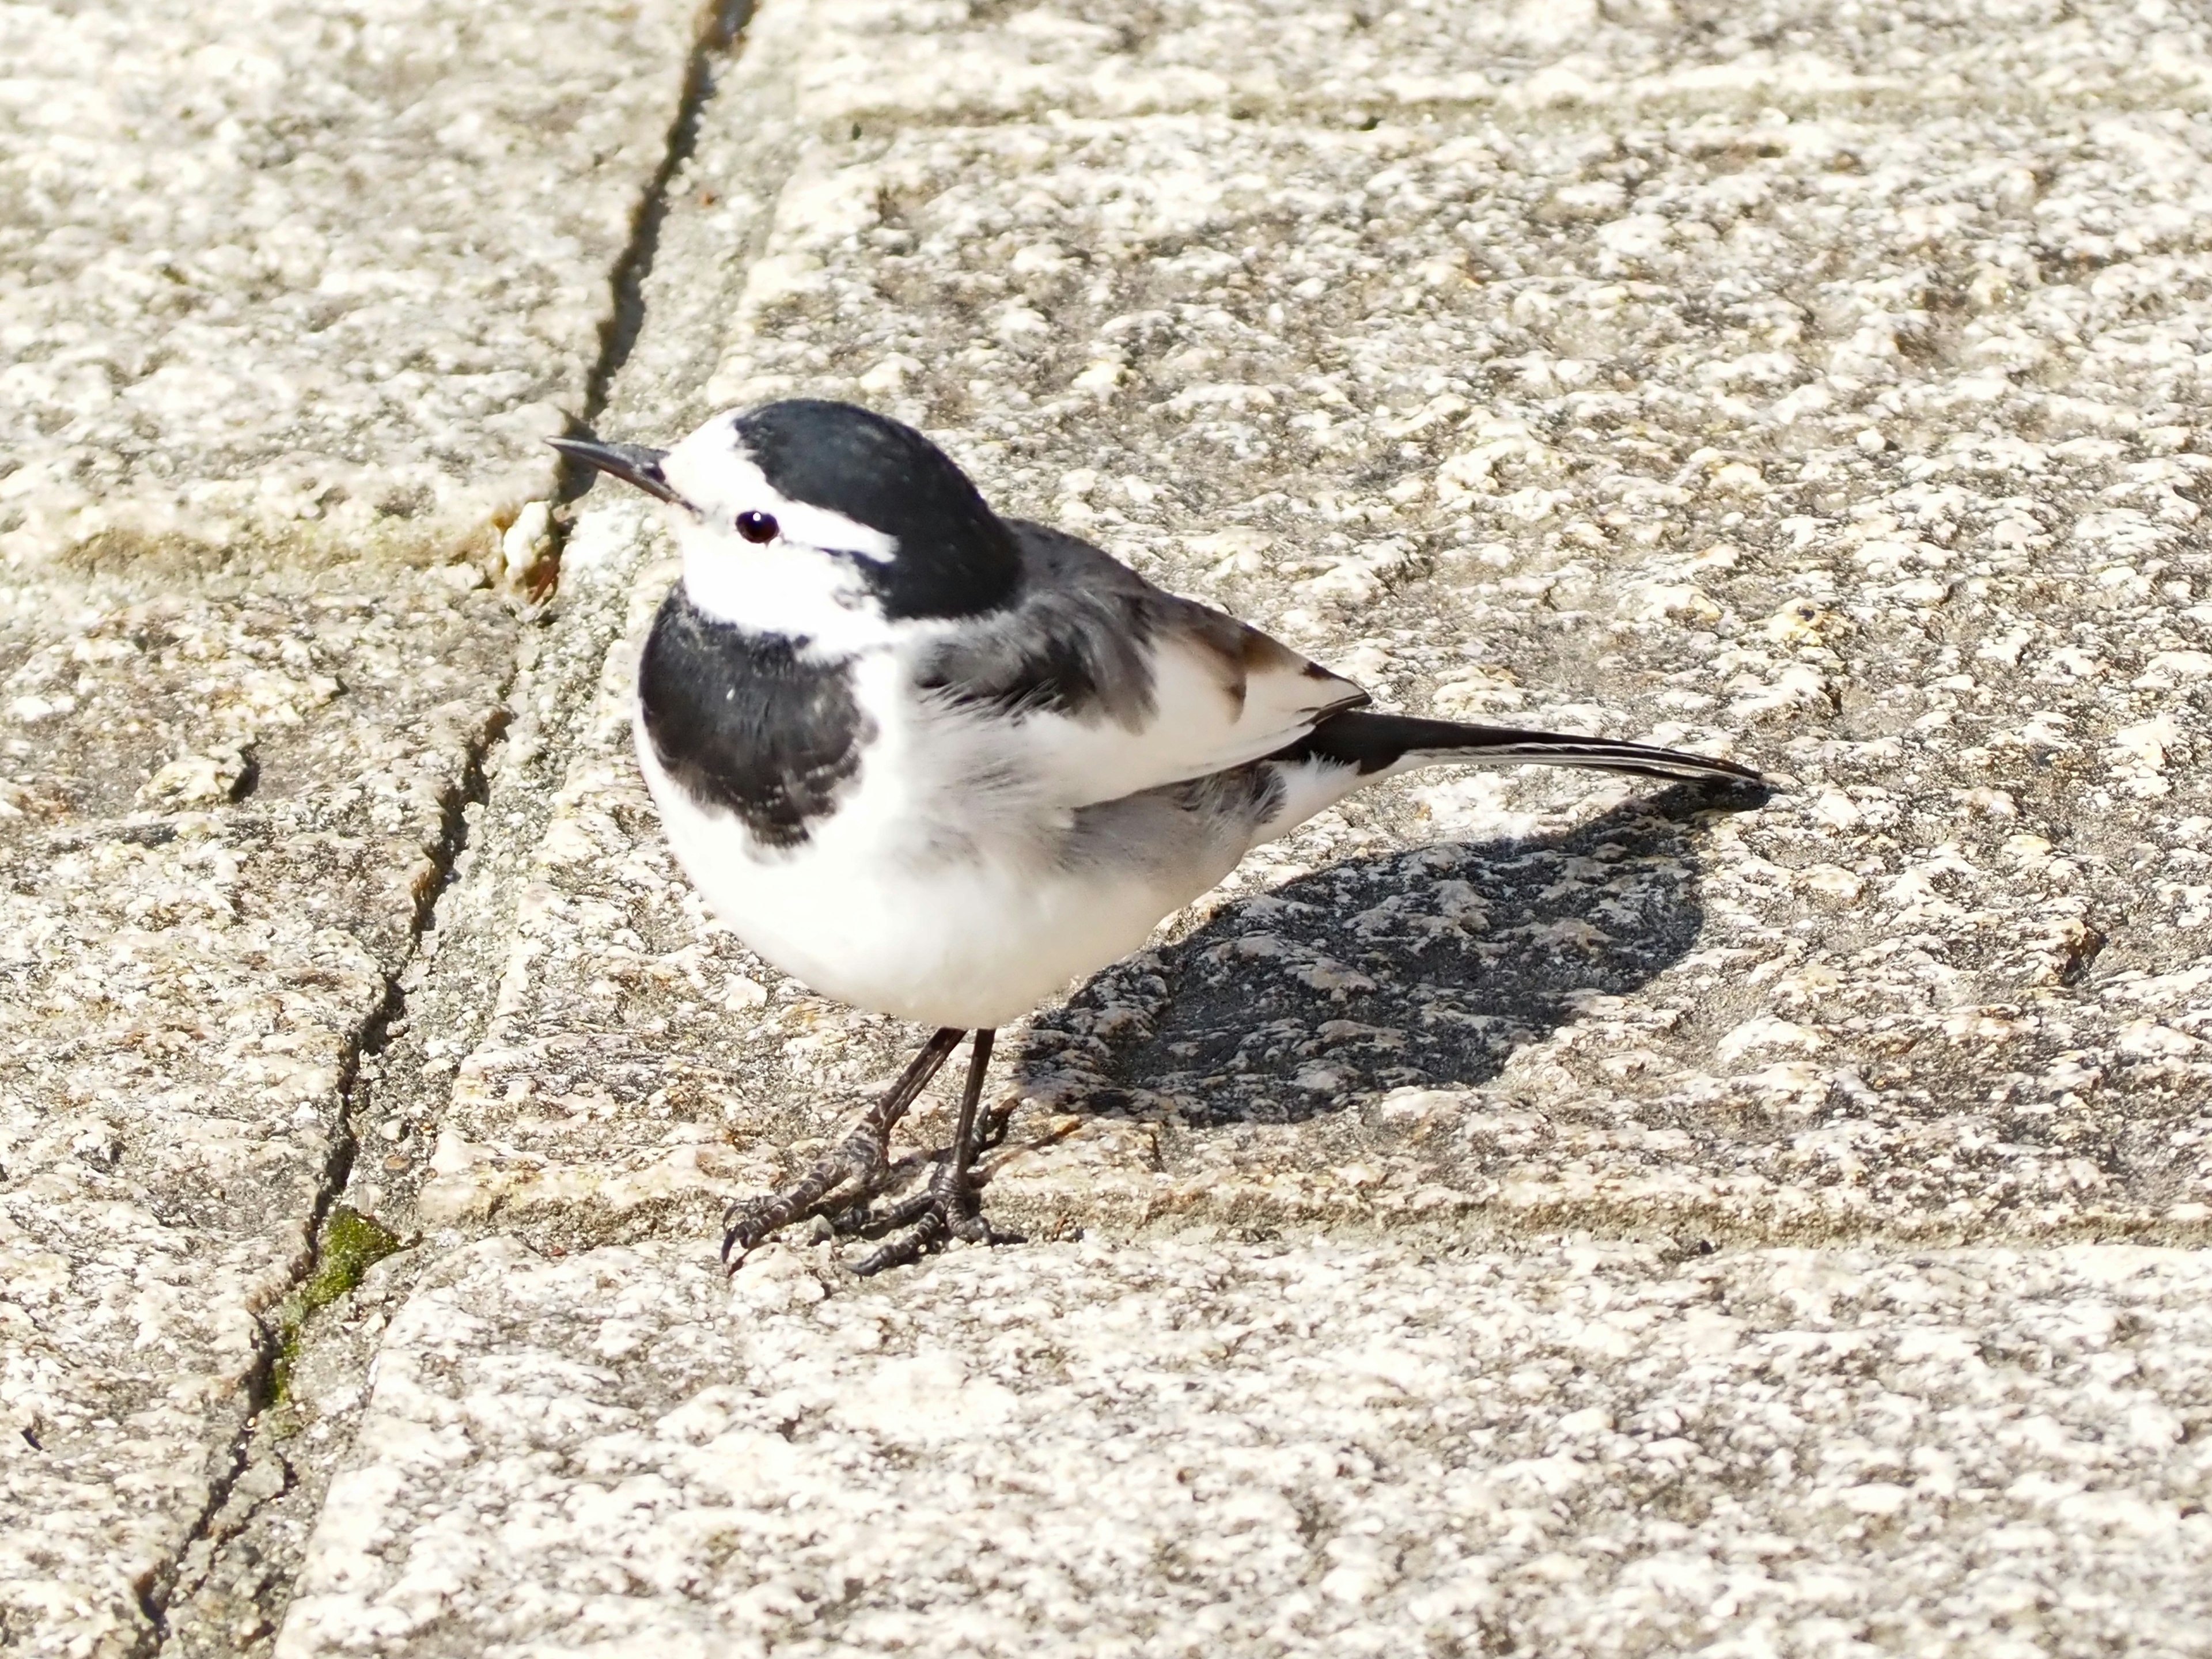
[548,436,682,505]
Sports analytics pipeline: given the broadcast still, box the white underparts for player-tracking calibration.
[638,730,1236,1029]
[630,671,1365,1028]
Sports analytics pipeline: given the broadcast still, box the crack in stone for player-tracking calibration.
[566,0,758,483]
[146,8,762,1650]
[144,726,506,1657]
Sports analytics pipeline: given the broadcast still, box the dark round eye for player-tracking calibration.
[735,510,779,544]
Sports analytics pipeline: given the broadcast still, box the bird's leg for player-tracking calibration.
[721,1027,963,1268]
[850,1028,1023,1277]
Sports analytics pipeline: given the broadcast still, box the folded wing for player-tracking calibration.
[912,520,1367,808]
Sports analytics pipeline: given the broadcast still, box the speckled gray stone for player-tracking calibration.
[0,0,710,570]
[0,527,531,1659]
[700,0,2212,131]
[257,0,2212,1649]
[20,0,2212,1650]
[395,10,2212,1251]
[278,1237,2212,1658]
[0,1,714,1652]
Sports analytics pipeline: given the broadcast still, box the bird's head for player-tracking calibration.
[552,400,1020,643]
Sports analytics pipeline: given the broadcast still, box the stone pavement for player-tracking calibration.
[5,1,2212,1654]
[0,0,722,1649]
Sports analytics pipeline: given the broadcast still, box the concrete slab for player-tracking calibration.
[254,3,2212,1643]
[0,1,715,1652]
[278,1236,2212,1657]
[391,96,2212,1251]
[0,567,516,1658]
[135,31,831,1636]
[5,0,2197,1650]
[0,0,711,569]
[734,0,2212,129]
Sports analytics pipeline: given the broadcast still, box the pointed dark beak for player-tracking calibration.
[548,436,681,505]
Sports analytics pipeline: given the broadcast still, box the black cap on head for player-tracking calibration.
[736,401,1021,620]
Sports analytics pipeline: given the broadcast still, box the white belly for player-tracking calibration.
[636,723,1240,1029]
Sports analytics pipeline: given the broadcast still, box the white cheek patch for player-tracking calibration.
[660,427,903,648]
[677,524,882,648]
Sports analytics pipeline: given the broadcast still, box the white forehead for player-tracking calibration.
[661,412,897,562]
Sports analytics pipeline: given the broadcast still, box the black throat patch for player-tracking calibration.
[637,586,874,850]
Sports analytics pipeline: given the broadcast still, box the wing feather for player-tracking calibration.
[911,520,1365,807]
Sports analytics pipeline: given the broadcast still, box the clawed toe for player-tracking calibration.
[721,1191,821,1263]
[725,1152,1019,1276]
[721,1029,1016,1277]
[720,1126,892,1264]
[848,1159,1022,1277]
[719,1028,967,1270]
[721,1198,776,1262]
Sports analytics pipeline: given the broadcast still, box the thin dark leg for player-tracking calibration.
[945,1028,994,1191]
[721,1027,963,1268]
[851,1028,1021,1277]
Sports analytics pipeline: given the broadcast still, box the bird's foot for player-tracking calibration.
[720,1029,1021,1277]
[721,1027,967,1271]
[817,1096,1020,1275]
[720,1116,895,1267]
[840,1112,1024,1277]
[721,1099,1021,1273]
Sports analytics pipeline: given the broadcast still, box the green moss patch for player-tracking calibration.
[302,1207,404,1315]
[269,1206,404,1408]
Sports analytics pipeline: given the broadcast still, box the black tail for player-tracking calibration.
[1278,710,1763,786]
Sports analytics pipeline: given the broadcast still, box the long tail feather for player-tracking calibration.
[1279,711,1762,786]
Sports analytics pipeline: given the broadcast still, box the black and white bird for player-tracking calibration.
[552,402,1760,1273]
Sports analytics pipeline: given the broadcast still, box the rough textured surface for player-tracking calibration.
[0,563,513,1658]
[0,0,709,567]
[772,0,2212,126]
[10,0,2212,1653]
[279,1237,2212,1657]
[247,1,2212,1647]
[394,17,2212,1251]
[0,0,713,1652]
[156,1239,431,1659]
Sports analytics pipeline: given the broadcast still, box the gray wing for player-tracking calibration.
[912,520,1367,808]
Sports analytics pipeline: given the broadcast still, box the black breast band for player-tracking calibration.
[637,589,874,850]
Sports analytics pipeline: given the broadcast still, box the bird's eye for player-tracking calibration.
[735,510,779,544]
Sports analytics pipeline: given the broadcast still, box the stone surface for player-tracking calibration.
[0,0,711,568]
[730,0,2212,129]
[0,563,514,1656]
[157,1240,431,1659]
[392,28,2212,1251]
[279,1237,2212,1657]
[245,1,2212,1649]
[0,0,715,1652]
[9,0,2212,1653]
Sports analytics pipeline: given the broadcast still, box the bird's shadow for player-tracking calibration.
[1017,781,1765,1126]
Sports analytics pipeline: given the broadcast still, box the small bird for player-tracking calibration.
[552,402,1760,1274]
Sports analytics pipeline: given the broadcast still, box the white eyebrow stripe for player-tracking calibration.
[767,495,899,563]
[660,440,901,563]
